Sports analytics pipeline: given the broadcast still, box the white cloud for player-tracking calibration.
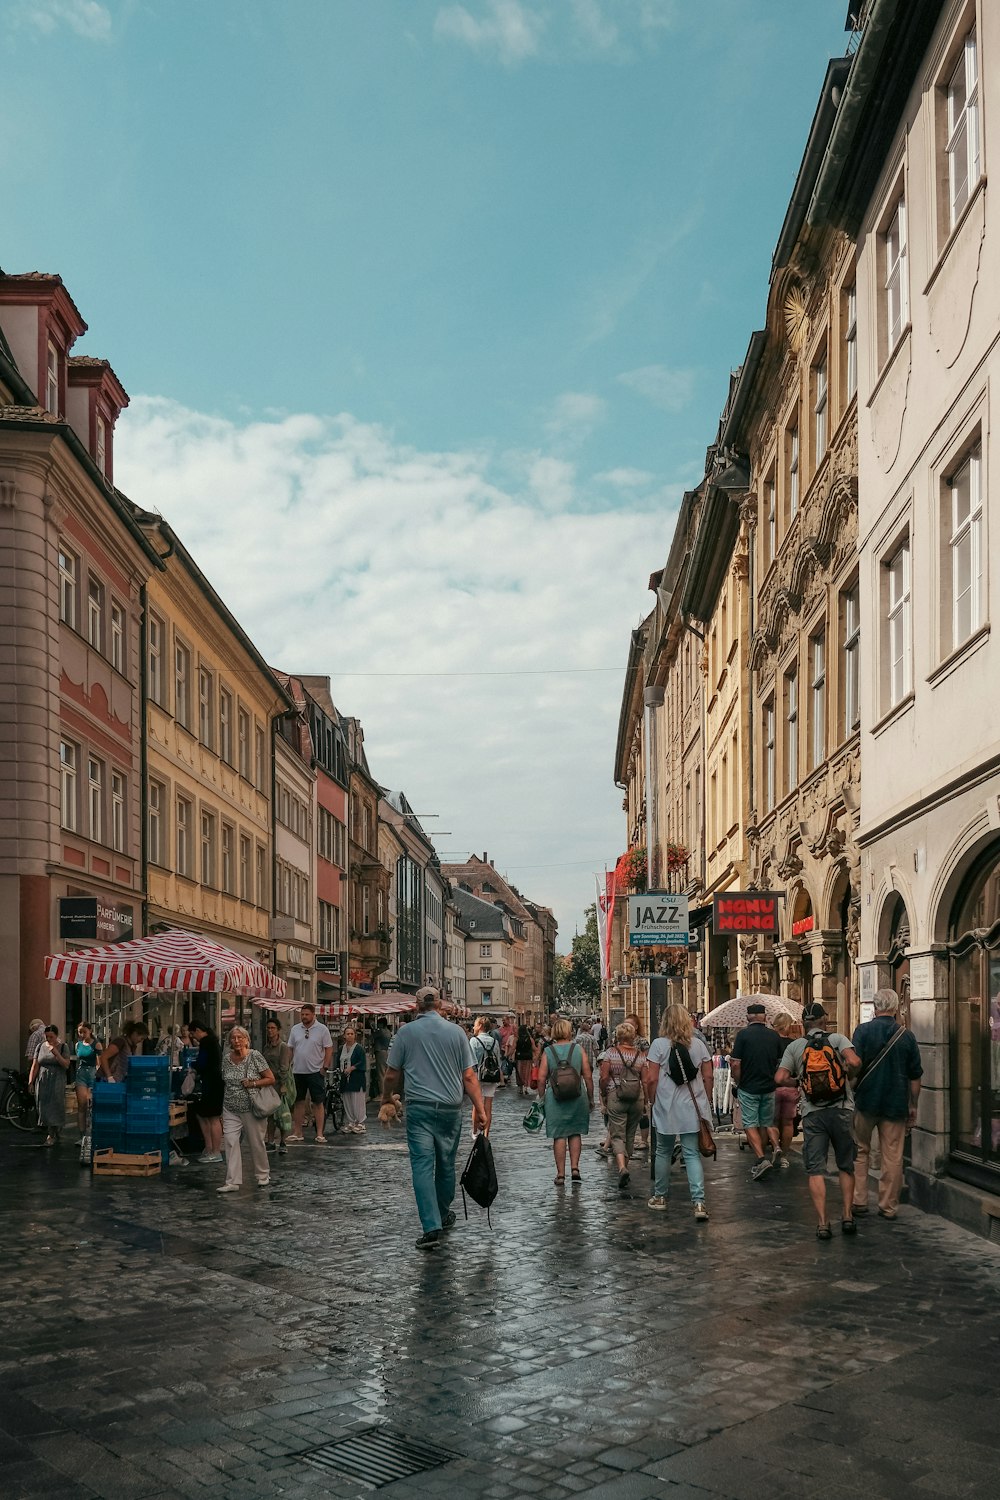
[434,0,542,64]
[115,397,676,939]
[570,0,618,53]
[618,363,696,413]
[636,0,677,31]
[11,0,111,39]
[545,390,606,444]
[596,466,654,489]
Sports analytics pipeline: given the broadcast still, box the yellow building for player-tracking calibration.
[136,514,291,1005]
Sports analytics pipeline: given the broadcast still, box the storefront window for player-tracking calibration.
[949,847,1000,1172]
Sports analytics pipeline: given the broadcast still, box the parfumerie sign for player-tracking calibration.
[59,897,134,942]
[628,893,689,948]
[712,892,779,934]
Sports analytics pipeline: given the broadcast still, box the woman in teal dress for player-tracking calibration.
[537,1016,594,1185]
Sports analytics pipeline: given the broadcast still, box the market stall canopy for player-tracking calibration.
[700,993,803,1029]
[254,994,418,1017]
[44,929,285,998]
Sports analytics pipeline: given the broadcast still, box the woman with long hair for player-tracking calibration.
[514,1022,534,1095]
[74,1021,102,1152]
[599,1021,645,1189]
[189,1019,225,1163]
[339,1025,368,1133]
[262,1018,294,1153]
[644,1004,713,1220]
[537,1016,594,1185]
[469,1015,502,1135]
[29,1025,71,1146]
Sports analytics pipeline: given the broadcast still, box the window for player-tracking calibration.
[148,614,164,705]
[845,284,858,401]
[784,668,798,794]
[481,990,493,1007]
[255,724,266,792]
[948,444,984,649]
[46,342,59,414]
[763,475,776,568]
[946,27,980,229]
[813,356,828,462]
[238,708,250,778]
[843,583,860,734]
[174,642,191,729]
[176,796,192,876]
[96,415,107,476]
[884,196,909,354]
[58,546,77,627]
[362,886,371,935]
[810,632,826,770]
[198,667,214,748]
[148,779,164,865]
[60,740,78,831]
[87,577,104,650]
[219,688,233,764]
[886,539,912,707]
[787,423,800,520]
[88,756,104,843]
[319,901,340,953]
[239,833,251,900]
[256,844,267,908]
[479,943,492,958]
[763,700,775,814]
[221,823,234,894]
[111,771,126,853]
[200,809,216,886]
[110,602,125,673]
[480,966,493,980]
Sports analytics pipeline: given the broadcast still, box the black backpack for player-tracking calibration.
[460,1132,498,1225]
[477,1036,502,1085]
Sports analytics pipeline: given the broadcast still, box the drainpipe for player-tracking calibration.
[642,686,665,889]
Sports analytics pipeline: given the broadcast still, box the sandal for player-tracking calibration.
[816,1223,833,1241]
[571,1170,582,1183]
[554,1175,565,1186]
[841,1218,857,1235]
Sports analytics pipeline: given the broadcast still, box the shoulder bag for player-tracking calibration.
[243,1051,282,1119]
[678,1050,716,1158]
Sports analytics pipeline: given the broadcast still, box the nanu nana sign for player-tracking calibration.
[712,892,779,934]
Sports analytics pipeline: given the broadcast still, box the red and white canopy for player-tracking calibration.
[44,928,285,998]
[255,994,417,1017]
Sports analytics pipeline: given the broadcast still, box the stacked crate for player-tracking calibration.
[91,1056,171,1167]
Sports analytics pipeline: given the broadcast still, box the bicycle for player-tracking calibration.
[1,1068,39,1131]
[325,1069,346,1134]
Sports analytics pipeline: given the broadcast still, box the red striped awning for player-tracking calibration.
[44,928,285,998]
[255,995,417,1017]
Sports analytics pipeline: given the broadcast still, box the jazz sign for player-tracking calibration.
[628,892,690,948]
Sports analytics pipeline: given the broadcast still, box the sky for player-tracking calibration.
[3,0,850,945]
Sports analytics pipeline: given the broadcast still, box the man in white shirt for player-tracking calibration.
[287,1003,334,1144]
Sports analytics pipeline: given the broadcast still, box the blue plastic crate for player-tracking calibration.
[123,1131,170,1164]
[127,1079,171,1098]
[92,1082,127,1105]
[128,1055,169,1072]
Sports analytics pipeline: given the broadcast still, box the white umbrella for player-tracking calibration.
[700,993,802,1030]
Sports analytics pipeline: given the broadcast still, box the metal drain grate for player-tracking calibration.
[298,1426,457,1487]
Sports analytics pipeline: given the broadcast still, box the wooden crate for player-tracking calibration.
[92,1148,161,1178]
[168,1100,188,1128]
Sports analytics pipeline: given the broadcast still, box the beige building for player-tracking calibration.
[443,892,467,1007]
[441,854,547,1018]
[272,724,317,1005]
[810,0,1000,1229]
[136,514,291,1000]
[724,57,861,1033]
[452,886,514,1015]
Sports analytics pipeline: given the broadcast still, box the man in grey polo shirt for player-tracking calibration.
[380,987,487,1251]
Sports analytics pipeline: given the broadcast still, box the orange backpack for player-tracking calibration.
[800,1031,847,1105]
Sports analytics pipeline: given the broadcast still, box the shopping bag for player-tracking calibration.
[460,1132,498,1226]
[522,1100,544,1133]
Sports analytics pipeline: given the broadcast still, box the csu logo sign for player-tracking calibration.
[628,893,690,948]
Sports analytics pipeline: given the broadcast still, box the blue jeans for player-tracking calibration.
[405,1102,464,1232]
[654,1131,705,1204]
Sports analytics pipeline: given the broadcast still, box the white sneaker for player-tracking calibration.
[355,1124,366,1133]
[694,1202,709,1222]
[216,1183,240,1193]
[647,1195,667,1211]
[256,1177,270,1187]
[201,1152,224,1163]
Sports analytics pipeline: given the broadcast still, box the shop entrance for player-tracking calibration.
[949,843,1000,1175]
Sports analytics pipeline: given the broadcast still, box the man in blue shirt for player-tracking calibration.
[381,987,487,1250]
[852,988,922,1220]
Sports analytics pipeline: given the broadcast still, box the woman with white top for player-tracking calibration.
[469,1015,502,1135]
[218,1027,276,1193]
[644,1004,714,1220]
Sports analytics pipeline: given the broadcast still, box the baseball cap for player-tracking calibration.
[746,1002,766,1015]
[415,985,439,1006]
[803,1002,827,1023]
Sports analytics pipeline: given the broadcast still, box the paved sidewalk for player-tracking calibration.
[1,1088,999,1499]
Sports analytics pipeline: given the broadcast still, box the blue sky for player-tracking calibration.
[3,1,850,942]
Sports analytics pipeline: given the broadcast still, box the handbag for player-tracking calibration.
[249,1084,282,1119]
[460,1132,498,1226]
[683,1077,717,1159]
[522,1100,545,1133]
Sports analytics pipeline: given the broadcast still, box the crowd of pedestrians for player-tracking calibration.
[16,982,922,1252]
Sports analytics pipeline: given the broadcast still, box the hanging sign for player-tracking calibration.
[628,893,689,948]
[58,898,134,942]
[712,892,779,934]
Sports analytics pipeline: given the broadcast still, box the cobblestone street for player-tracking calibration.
[3,1089,1000,1500]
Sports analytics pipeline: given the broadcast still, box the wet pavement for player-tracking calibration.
[2,1087,999,1500]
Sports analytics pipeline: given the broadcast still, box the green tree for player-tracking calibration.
[555,903,601,1009]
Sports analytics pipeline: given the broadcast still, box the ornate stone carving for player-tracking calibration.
[784,284,810,355]
[0,478,16,508]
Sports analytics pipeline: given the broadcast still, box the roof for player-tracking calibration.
[451,887,510,939]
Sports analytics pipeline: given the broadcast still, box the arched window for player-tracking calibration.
[948,842,1000,1175]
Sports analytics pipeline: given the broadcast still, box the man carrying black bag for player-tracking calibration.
[460,1131,498,1226]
